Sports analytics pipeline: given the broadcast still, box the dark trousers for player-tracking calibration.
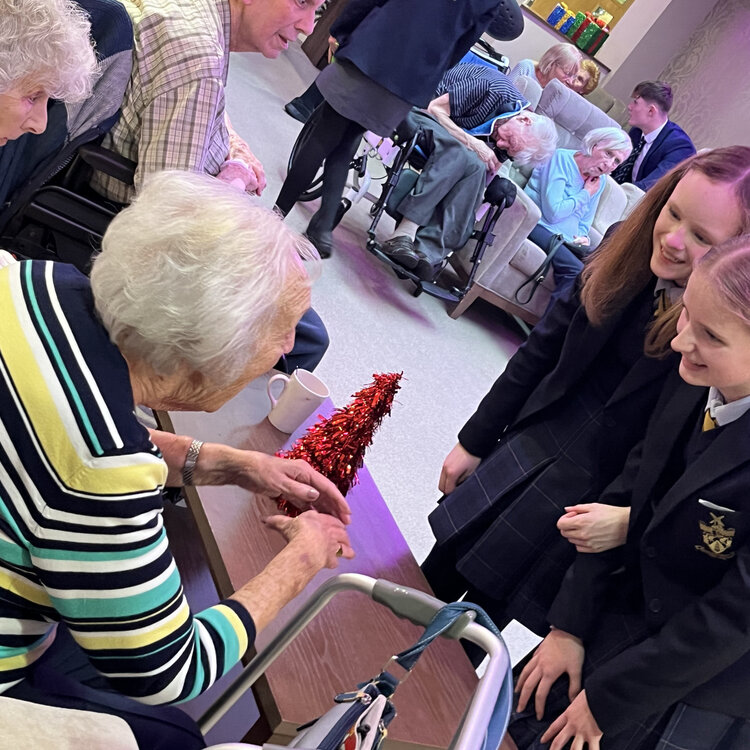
[276,101,364,235]
[276,306,330,373]
[422,540,510,666]
[528,224,584,316]
[5,624,205,749]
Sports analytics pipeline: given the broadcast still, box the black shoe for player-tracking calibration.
[414,257,438,282]
[381,236,419,270]
[284,99,313,124]
[305,226,333,259]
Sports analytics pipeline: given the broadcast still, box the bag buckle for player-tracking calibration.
[380,655,413,684]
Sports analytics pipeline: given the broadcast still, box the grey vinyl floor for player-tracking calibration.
[224,43,541,662]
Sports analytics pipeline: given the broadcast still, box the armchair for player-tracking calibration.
[451,79,644,324]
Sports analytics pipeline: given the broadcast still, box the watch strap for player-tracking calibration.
[182,439,203,486]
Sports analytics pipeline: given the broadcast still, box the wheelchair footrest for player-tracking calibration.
[366,240,465,304]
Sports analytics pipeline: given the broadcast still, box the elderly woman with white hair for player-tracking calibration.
[0,0,98,146]
[508,43,582,91]
[0,171,352,748]
[524,125,633,310]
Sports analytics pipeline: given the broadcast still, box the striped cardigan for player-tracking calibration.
[0,260,254,703]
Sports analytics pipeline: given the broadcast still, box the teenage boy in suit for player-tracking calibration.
[612,80,695,192]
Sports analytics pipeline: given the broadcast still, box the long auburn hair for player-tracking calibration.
[579,146,750,354]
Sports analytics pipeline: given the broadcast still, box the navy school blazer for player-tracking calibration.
[629,121,696,191]
[549,371,750,734]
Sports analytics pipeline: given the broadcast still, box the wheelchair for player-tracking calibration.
[0,0,134,274]
[286,40,518,305]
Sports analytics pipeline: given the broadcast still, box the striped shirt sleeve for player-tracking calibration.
[0,261,255,703]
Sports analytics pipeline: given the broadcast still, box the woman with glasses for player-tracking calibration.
[508,42,582,90]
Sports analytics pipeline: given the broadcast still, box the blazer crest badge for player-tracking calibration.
[696,512,735,559]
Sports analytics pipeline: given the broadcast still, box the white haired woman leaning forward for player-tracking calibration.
[0,0,98,144]
[0,171,352,749]
[524,125,633,312]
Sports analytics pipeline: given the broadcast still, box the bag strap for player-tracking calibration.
[375,602,514,750]
[514,233,564,306]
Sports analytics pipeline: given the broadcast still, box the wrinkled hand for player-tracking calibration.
[245,157,267,195]
[516,629,584,719]
[583,174,600,196]
[472,138,501,174]
[327,35,339,63]
[217,160,257,192]
[541,690,603,750]
[265,510,354,569]
[558,504,630,553]
[233,452,351,524]
[439,442,481,494]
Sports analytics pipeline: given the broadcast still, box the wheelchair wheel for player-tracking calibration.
[287,120,323,202]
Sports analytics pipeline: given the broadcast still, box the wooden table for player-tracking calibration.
[157,375,477,749]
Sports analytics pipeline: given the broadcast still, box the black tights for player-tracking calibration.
[276,101,365,234]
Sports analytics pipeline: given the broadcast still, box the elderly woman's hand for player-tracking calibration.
[147,431,351,524]
[265,510,354,568]
[235,453,351,524]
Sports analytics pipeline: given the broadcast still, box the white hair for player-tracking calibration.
[0,0,98,100]
[513,112,558,168]
[537,43,582,78]
[90,171,320,386]
[581,126,632,158]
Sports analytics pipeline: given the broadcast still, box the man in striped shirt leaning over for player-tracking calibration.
[381,63,557,281]
[89,0,330,375]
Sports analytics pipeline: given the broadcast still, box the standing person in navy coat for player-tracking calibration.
[510,237,750,750]
[423,147,750,646]
[612,80,696,192]
[274,0,523,258]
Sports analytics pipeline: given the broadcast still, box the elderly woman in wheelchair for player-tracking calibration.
[0,172,352,748]
[0,0,98,146]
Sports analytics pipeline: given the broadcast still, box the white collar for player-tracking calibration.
[654,277,684,305]
[643,120,667,144]
[705,386,750,426]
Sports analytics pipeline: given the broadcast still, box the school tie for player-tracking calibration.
[702,409,718,432]
[653,288,670,319]
[612,135,646,184]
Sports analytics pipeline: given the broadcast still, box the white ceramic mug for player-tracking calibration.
[266,369,329,433]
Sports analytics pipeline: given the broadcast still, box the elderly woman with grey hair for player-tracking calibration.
[0,0,98,145]
[0,171,352,748]
[508,43,583,91]
[524,125,633,311]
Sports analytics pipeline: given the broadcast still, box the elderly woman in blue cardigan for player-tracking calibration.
[525,126,632,311]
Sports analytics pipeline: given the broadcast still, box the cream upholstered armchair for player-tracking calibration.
[451,79,644,325]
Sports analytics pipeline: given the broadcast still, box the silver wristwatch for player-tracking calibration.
[181,439,203,486]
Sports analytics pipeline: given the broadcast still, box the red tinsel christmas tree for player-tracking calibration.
[276,372,402,516]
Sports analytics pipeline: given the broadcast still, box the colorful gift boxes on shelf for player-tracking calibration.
[546,3,567,27]
[547,6,609,55]
[565,11,587,38]
[558,11,577,34]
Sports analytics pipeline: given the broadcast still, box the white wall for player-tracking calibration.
[604,0,719,100]
[659,0,750,149]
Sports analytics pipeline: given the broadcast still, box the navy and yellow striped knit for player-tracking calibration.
[0,260,255,704]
